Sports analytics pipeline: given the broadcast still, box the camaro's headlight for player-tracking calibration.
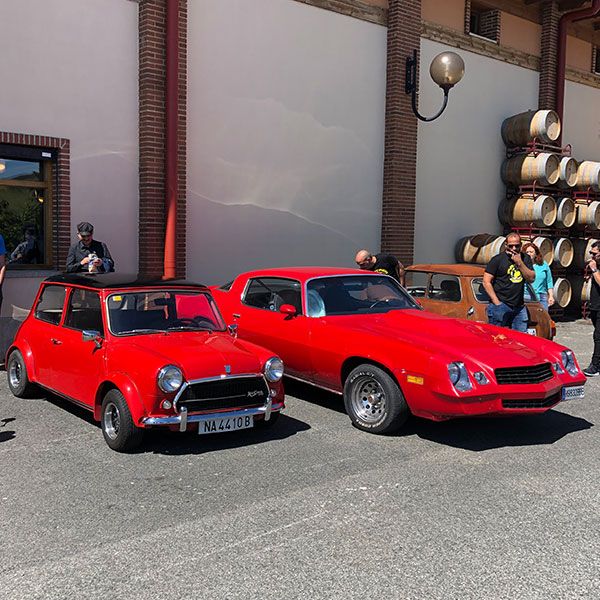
[447,361,473,392]
[158,365,183,393]
[264,357,284,382]
[560,350,579,377]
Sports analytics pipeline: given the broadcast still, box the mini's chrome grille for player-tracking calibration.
[494,363,553,385]
[177,376,269,413]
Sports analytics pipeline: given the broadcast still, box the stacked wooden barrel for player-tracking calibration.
[456,108,600,315]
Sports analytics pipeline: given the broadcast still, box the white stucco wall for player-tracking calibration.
[563,81,600,162]
[414,39,540,264]
[187,0,387,284]
[0,0,138,319]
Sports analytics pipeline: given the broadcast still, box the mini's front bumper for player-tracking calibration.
[141,401,284,432]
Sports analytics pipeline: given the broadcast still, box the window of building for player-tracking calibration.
[467,2,500,43]
[0,144,56,269]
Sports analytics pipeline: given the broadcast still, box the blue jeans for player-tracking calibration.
[486,302,528,332]
[537,292,549,311]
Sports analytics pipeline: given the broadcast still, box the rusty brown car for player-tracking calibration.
[405,264,555,340]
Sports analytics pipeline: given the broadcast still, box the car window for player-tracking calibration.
[65,289,104,335]
[429,274,462,302]
[107,290,225,335]
[219,280,233,291]
[34,285,67,325]
[243,278,302,314]
[404,271,430,298]
[307,275,418,316]
[472,278,490,303]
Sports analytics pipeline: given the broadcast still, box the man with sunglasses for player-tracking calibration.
[583,241,600,376]
[66,222,114,273]
[355,249,405,286]
[482,233,535,332]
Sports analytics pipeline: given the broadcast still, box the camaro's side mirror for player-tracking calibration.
[279,304,297,316]
[228,324,238,338]
[82,330,103,349]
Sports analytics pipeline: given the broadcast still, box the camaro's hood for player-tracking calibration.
[328,309,563,368]
[122,332,263,378]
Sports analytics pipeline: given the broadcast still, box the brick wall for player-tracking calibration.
[539,0,560,110]
[138,0,187,278]
[0,131,70,271]
[381,0,421,266]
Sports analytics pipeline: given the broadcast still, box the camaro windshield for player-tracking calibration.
[306,275,419,316]
[107,290,226,335]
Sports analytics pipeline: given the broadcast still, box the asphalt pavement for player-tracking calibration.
[0,320,598,599]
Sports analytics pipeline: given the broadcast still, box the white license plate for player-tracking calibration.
[562,386,585,401]
[198,415,254,435]
[527,328,537,336]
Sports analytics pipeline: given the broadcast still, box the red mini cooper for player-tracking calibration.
[6,274,285,452]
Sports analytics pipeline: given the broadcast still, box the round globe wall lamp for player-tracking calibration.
[405,50,465,122]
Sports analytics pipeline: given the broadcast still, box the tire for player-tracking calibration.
[343,364,409,434]
[255,411,280,428]
[101,389,144,452]
[6,349,37,398]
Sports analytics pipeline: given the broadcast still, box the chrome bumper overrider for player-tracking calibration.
[141,399,283,432]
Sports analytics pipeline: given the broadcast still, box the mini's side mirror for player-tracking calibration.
[228,324,238,338]
[82,330,103,348]
[279,304,298,316]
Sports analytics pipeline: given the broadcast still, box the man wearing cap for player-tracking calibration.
[66,222,115,273]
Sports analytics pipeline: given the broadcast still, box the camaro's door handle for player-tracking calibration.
[467,307,475,316]
[50,338,62,345]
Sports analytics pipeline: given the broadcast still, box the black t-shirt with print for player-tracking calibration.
[485,251,533,309]
[372,253,401,282]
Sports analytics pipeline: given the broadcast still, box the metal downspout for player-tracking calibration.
[556,0,600,124]
[164,0,179,279]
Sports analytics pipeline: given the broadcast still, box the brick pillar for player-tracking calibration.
[539,0,560,110]
[381,0,421,266]
[138,0,187,278]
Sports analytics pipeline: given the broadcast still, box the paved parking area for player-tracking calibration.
[0,321,598,599]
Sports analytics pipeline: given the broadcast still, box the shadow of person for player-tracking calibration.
[402,409,593,452]
[0,431,16,443]
[144,413,311,456]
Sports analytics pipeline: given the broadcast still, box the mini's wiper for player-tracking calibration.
[120,328,164,335]
[166,326,213,332]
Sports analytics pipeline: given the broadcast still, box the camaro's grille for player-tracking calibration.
[494,363,553,385]
[177,376,269,413]
[502,393,560,409]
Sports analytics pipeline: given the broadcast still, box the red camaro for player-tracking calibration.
[6,274,284,452]
[212,267,585,435]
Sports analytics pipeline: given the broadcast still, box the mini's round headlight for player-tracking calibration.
[158,365,183,393]
[264,357,284,382]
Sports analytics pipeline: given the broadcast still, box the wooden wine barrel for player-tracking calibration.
[498,194,556,227]
[572,238,600,269]
[501,153,561,186]
[553,277,572,308]
[501,110,561,146]
[557,156,578,188]
[555,197,576,228]
[552,237,574,268]
[455,234,506,265]
[576,201,600,229]
[532,236,554,264]
[568,276,592,305]
[576,161,600,191]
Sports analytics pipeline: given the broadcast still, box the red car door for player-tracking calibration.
[50,288,107,406]
[231,277,313,379]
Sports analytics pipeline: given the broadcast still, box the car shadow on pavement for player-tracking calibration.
[283,378,346,414]
[402,410,594,451]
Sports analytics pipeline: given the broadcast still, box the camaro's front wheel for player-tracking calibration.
[6,349,37,398]
[343,364,409,434]
[101,389,144,452]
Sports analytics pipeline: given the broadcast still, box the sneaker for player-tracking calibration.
[583,364,600,377]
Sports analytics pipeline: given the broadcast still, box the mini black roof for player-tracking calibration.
[44,273,208,290]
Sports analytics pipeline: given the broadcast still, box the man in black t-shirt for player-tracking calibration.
[583,241,600,377]
[483,233,535,332]
[355,249,405,286]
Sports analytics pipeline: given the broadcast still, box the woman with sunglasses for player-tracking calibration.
[522,242,554,311]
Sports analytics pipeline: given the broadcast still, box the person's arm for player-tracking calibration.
[513,252,535,283]
[66,244,84,272]
[546,264,555,306]
[0,253,5,288]
[482,272,501,306]
[587,259,600,288]
[100,243,114,272]
[396,260,405,287]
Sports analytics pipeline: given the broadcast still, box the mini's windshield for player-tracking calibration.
[107,290,226,335]
[306,275,419,317]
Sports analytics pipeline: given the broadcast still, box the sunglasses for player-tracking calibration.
[356,255,372,267]
[590,251,600,257]
[507,243,521,249]
[79,233,92,239]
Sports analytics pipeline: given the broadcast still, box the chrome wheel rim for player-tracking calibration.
[8,358,22,389]
[103,402,121,440]
[350,375,386,425]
